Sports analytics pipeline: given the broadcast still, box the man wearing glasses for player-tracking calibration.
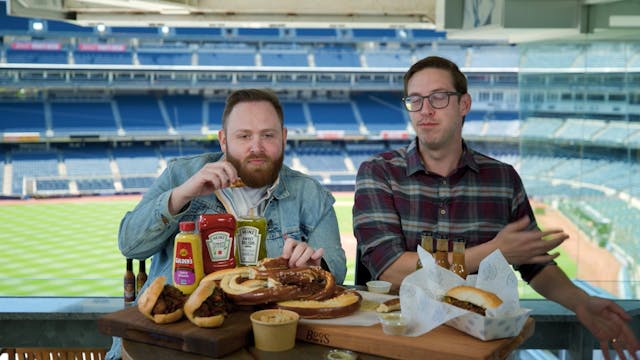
[353,56,638,356]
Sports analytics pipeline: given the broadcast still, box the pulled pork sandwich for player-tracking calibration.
[184,280,228,328]
[137,276,186,324]
[442,285,503,316]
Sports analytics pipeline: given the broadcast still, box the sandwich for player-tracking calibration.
[137,276,186,324]
[442,285,503,316]
[184,280,228,328]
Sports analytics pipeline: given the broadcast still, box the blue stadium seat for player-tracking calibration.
[116,95,168,134]
[6,49,68,64]
[0,102,46,133]
[10,150,59,195]
[137,48,191,65]
[198,50,255,66]
[282,102,309,134]
[63,147,112,177]
[352,92,407,134]
[163,95,204,133]
[308,102,361,134]
[74,50,133,65]
[50,102,117,135]
[313,49,361,67]
[261,50,309,67]
[113,146,159,175]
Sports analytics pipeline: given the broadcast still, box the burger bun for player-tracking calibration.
[445,285,503,310]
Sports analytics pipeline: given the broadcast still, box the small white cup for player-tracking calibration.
[366,280,392,294]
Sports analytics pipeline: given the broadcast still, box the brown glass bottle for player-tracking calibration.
[434,234,450,269]
[416,231,434,270]
[449,237,467,279]
[136,259,147,296]
[124,258,135,305]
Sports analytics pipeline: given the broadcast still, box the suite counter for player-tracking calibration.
[0,297,639,359]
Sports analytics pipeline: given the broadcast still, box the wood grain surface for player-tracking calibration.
[97,306,253,358]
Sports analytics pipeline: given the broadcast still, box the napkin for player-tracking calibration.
[399,247,531,340]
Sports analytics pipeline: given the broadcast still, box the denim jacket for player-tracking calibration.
[118,152,347,289]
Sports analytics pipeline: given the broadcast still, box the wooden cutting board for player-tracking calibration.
[97,306,253,358]
[297,317,535,360]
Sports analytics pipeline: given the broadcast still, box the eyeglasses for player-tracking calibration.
[402,92,461,112]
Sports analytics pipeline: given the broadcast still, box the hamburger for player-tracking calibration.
[137,276,186,324]
[442,286,503,316]
[184,280,228,328]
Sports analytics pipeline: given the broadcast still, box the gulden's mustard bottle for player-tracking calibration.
[172,221,204,295]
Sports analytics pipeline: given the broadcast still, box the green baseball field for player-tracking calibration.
[0,194,575,298]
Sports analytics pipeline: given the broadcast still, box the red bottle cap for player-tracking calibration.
[179,221,195,232]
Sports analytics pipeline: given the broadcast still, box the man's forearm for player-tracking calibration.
[529,265,589,312]
[379,252,420,290]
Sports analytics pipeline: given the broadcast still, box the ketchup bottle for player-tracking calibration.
[198,214,236,274]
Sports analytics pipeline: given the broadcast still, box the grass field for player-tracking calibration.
[0,194,575,298]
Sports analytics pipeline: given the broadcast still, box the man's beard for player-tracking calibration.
[225,150,284,188]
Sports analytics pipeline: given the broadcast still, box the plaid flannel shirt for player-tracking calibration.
[353,138,549,283]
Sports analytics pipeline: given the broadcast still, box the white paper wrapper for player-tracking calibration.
[300,291,397,326]
[399,247,531,340]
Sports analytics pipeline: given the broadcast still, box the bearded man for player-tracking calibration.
[118,88,346,289]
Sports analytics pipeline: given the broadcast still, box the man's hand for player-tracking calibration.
[169,161,240,214]
[576,296,639,360]
[281,236,324,268]
[492,216,568,265]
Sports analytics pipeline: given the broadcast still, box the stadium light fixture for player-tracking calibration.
[31,21,44,31]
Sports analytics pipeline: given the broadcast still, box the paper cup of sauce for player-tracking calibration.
[250,309,299,351]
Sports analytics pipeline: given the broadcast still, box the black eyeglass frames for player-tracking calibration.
[402,92,461,112]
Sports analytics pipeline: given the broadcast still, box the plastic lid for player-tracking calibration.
[179,221,196,232]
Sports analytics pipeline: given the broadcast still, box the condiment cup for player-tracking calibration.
[250,309,299,351]
[378,313,408,336]
[366,280,392,294]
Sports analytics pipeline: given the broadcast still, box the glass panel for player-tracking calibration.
[518,41,639,300]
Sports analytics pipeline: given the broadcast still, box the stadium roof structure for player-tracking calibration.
[6,0,640,43]
[5,0,437,29]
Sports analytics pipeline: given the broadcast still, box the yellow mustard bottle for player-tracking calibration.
[172,221,204,295]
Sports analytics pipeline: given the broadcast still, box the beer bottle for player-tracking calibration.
[124,258,136,305]
[416,230,434,270]
[449,237,467,279]
[136,259,148,296]
[434,234,450,270]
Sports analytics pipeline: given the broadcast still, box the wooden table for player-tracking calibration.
[120,317,535,360]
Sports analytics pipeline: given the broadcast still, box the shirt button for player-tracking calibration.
[440,209,446,215]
